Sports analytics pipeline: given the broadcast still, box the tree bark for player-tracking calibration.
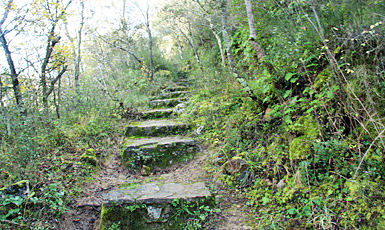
[244,0,265,60]
[145,6,154,81]
[74,0,84,91]
[0,0,26,116]
[221,0,257,101]
[209,18,226,66]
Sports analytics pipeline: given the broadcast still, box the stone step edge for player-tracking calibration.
[102,182,211,204]
[124,119,189,137]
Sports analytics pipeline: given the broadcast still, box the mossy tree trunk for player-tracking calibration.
[220,0,257,101]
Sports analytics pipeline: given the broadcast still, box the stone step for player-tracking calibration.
[100,182,212,229]
[162,86,188,92]
[141,108,175,119]
[157,90,189,99]
[125,119,189,137]
[149,98,187,108]
[121,136,199,170]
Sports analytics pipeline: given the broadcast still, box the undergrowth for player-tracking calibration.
[0,68,175,229]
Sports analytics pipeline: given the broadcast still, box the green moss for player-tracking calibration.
[100,197,216,230]
[155,70,172,78]
[289,136,312,161]
[141,165,151,176]
[80,148,98,166]
[291,115,319,139]
[0,180,30,194]
[314,68,332,90]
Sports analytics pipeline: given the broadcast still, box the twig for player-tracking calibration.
[354,128,385,179]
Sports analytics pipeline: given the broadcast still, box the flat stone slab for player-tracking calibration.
[122,136,198,169]
[103,182,211,204]
[141,108,174,119]
[150,98,187,108]
[100,182,212,229]
[125,119,189,137]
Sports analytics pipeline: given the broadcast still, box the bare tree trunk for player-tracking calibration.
[209,18,226,66]
[221,0,257,101]
[40,0,71,116]
[65,0,84,92]
[0,0,26,116]
[74,0,84,91]
[244,0,265,60]
[178,25,203,71]
[145,6,154,81]
[193,0,226,66]
[53,79,61,119]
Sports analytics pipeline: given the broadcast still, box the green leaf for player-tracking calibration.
[290,77,299,83]
[285,72,296,81]
[261,197,270,205]
[283,90,291,99]
[287,208,298,215]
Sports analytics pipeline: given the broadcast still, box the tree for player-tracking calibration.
[131,0,155,81]
[36,0,72,115]
[220,0,256,101]
[194,0,226,66]
[244,0,265,59]
[65,0,85,92]
[160,1,204,71]
[0,0,27,116]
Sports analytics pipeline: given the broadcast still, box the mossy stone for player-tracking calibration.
[289,136,312,161]
[80,148,98,166]
[292,115,319,139]
[0,180,30,196]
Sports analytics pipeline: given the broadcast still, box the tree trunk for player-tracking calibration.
[0,2,26,116]
[221,0,257,101]
[145,7,154,81]
[244,0,265,60]
[147,22,154,81]
[178,26,203,71]
[209,18,226,66]
[74,0,84,91]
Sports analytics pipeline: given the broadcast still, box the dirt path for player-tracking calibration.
[59,80,254,229]
[60,144,254,230]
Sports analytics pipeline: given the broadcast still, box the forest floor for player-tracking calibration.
[59,135,254,230]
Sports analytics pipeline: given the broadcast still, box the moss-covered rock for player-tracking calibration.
[141,109,174,119]
[121,136,198,170]
[100,182,213,229]
[80,148,98,166]
[124,119,189,137]
[291,115,320,139]
[0,180,30,197]
[289,136,312,161]
[223,158,249,176]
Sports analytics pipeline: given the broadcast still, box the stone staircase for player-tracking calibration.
[99,79,212,229]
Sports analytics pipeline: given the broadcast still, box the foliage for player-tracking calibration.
[172,197,220,230]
